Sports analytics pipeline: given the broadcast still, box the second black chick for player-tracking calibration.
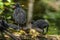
[32,19,49,34]
[13,3,26,30]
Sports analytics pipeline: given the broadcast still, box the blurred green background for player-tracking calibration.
[0,0,60,35]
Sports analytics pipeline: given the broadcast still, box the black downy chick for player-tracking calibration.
[13,3,26,30]
[0,20,9,31]
[0,19,21,31]
[32,19,49,34]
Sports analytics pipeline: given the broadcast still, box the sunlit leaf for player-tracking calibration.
[7,16,11,19]
[0,2,4,9]
[7,0,11,3]
[4,2,10,5]
[0,0,2,2]
[0,9,3,14]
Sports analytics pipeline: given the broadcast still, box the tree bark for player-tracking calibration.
[26,0,35,28]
